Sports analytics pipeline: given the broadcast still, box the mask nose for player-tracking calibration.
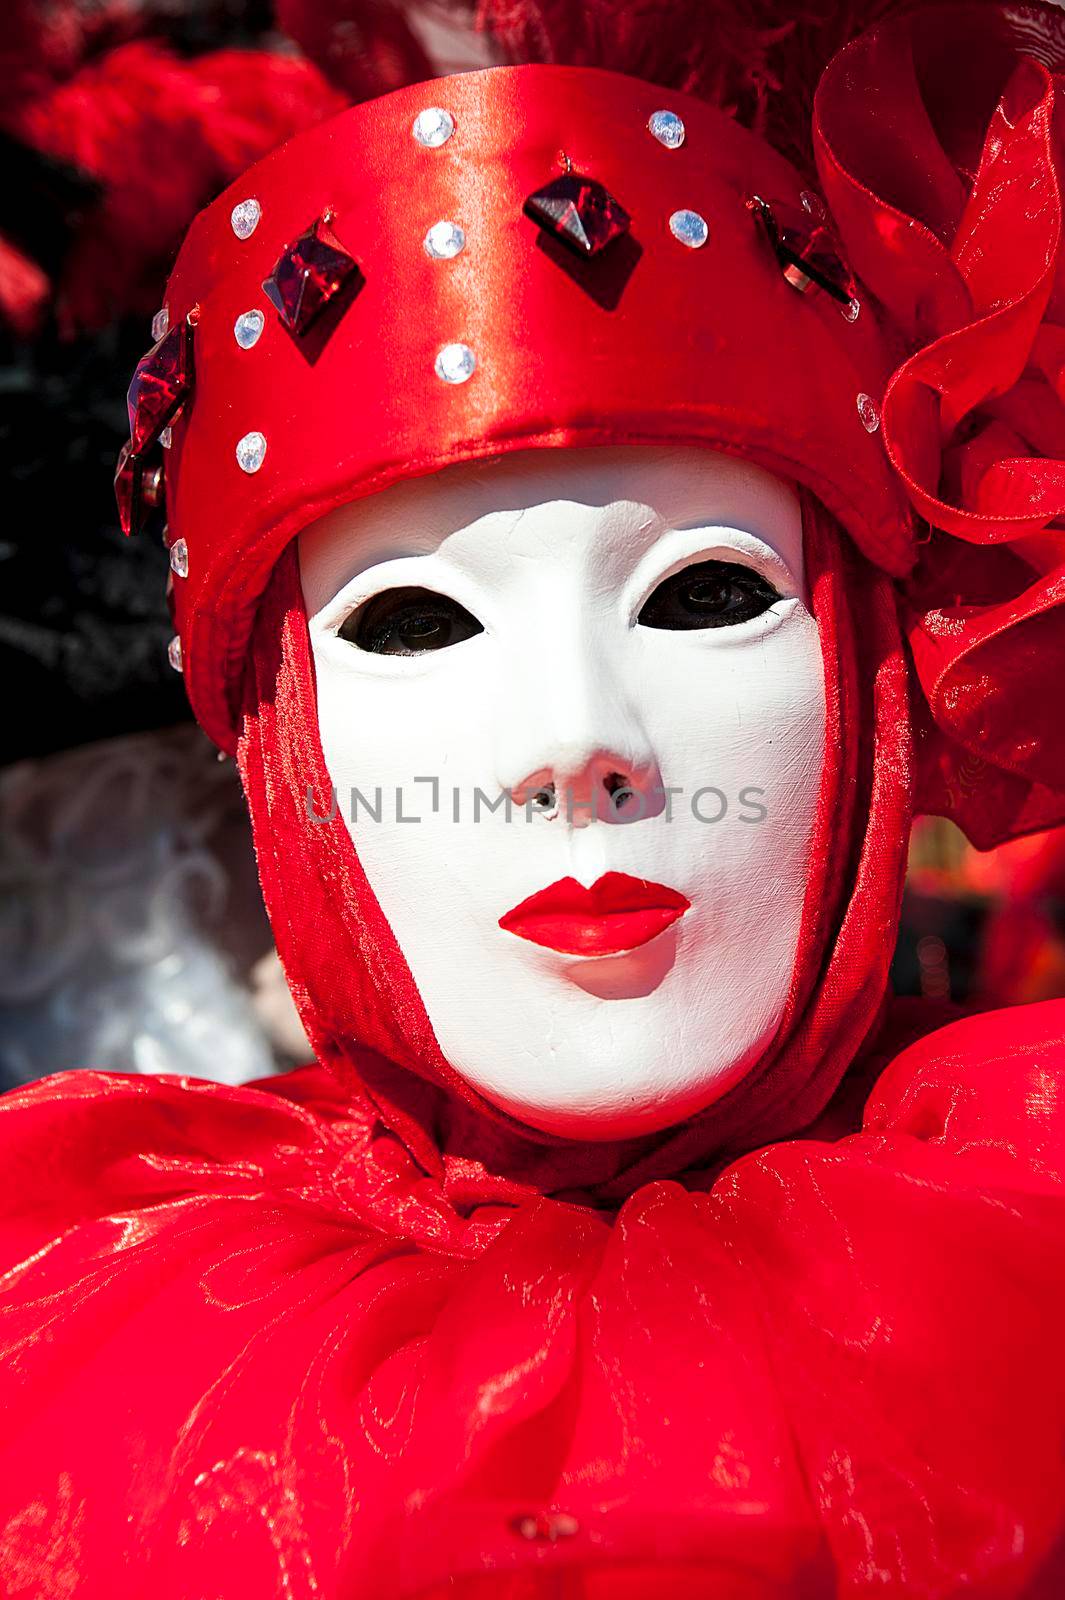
[508,758,659,825]
[495,649,664,826]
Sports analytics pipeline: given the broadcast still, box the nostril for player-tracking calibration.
[604,771,635,811]
[531,784,557,816]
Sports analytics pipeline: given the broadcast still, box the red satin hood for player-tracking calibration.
[237,494,912,1196]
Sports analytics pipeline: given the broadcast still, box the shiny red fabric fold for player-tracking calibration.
[1,999,1065,1593]
[814,1,1065,845]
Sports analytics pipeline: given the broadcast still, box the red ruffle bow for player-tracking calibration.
[815,1,1065,847]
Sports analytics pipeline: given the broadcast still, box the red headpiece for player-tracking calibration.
[124,67,907,730]
[117,0,1065,852]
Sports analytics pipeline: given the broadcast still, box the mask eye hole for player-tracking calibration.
[339,586,484,655]
[638,559,782,630]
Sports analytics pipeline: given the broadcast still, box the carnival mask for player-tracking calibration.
[300,444,826,1137]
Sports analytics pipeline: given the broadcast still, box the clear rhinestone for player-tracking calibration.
[423,220,466,260]
[412,107,455,148]
[167,635,183,673]
[511,1511,580,1543]
[151,307,169,341]
[857,392,881,432]
[169,537,189,578]
[159,425,172,450]
[648,110,685,149]
[800,190,826,221]
[842,295,861,322]
[434,343,476,384]
[234,308,265,349]
[236,430,267,472]
[668,209,708,249]
[230,198,262,239]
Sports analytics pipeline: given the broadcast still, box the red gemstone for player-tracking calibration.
[127,321,193,455]
[115,444,166,537]
[263,216,362,337]
[749,196,853,304]
[524,174,630,256]
[114,441,144,538]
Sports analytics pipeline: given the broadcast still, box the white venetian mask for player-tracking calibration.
[300,445,826,1139]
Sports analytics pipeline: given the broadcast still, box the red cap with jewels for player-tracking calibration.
[117,62,910,753]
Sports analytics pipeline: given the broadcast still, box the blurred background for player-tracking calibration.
[2,0,1064,1092]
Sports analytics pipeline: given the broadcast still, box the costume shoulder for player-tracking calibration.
[0,1062,490,1596]
[864,996,1065,1176]
[0,1063,373,1254]
[700,999,1065,1597]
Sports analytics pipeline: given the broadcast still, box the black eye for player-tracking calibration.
[638,559,782,630]
[339,586,484,655]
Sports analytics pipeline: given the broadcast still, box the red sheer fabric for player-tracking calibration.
[1,994,1064,1594]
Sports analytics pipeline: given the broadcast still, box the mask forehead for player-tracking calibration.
[299,446,804,616]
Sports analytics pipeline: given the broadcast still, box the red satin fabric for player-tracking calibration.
[2,1002,1065,1594]
[813,2,1065,846]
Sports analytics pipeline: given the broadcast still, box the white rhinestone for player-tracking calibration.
[412,107,455,148]
[167,636,184,673]
[434,343,476,384]
[159,425,172,450]
[423,220,466,260]
[857,392,881,433]
[800,190,826,221]
[234,309,265,349]
[151,307,169,341]
[230,198,262,239]
[668,209,709,249]
[236,430,267,472]
[648,110,685,149]
[841,295,861,322]
[169,538,189,578]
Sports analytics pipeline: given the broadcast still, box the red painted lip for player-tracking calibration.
[498,871,690,956]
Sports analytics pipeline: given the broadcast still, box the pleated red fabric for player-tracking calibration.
[1,976,1065,1594]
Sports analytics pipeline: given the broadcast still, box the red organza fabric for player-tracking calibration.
[1,1005,1065,1594]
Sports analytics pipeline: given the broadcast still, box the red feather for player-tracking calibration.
[3,41,346,334]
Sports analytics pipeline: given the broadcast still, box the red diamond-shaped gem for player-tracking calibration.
[749,196,853,304]
[115,444,165,537]
[115,441,145,537]
[127,320,193,455]
[524,174,630,257]
[263,216,362,338]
